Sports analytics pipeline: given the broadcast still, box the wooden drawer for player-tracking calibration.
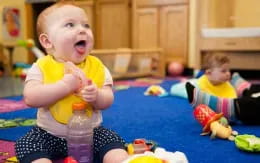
[200,38,260,51]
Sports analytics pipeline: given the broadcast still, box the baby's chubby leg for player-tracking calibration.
[103,148,129,163]
[32,158,52,163]
[94,126,127,163]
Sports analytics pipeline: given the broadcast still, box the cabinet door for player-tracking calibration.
[160,5,188,64]
[95,0,130,49]
[132,7,159,48]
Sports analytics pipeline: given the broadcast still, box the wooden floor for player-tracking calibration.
[0,77,24,98]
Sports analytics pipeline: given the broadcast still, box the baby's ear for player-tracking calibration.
[39,33,52,49]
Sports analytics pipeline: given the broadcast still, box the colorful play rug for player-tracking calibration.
[0,98,35,163]
[0,98,37,141]
[0,140,17,163]
[114,77,163,87]
[0,99,28,113]
[113,76,188,91]
[0,99,36,129]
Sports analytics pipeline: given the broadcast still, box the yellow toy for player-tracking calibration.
[144,85,168,97]
[127,155,164,163]
[123,148,188,163]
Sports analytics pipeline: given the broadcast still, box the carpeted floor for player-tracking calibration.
[1,77,260,162]
[0,140,15,162]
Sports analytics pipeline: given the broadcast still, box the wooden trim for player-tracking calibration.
[195,0,203,68]
[136,0,188,7]
[25,4,35,64]
[131,0,137,48]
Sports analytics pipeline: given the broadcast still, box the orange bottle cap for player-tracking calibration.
[72,102,87,110]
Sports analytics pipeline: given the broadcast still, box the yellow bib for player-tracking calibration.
[37,55,105,124]
[198,75,237,98]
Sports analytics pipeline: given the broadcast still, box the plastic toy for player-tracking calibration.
[235,134,260,152]
[208,117,238,140]
[144,85,168,97]
[12,62,31,79]
[123,147,188,163]
[193,104,237,140]
[0,118,36,128]
[126,139,157,155]
[17,39,45,59]
[4,156,18,163]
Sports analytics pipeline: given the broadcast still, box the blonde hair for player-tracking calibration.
[202,52,230,70]
[36,1,76,37]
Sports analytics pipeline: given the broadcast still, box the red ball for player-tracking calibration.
[167,62,184,76]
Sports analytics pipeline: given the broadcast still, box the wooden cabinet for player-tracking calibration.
[132,7,159,48]
[193,0,260,70]
[132,0,189,65]
[160,4,188,64]
[95,0,131,49]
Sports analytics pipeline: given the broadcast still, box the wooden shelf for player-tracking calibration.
[92,48,165,79]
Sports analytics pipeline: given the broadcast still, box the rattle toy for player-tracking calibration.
[194,104,238,140]
[17,39,45,59]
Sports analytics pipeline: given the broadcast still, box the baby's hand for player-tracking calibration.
[80,80,98,103]
[62,73,81,93]
[64,61,88,93]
